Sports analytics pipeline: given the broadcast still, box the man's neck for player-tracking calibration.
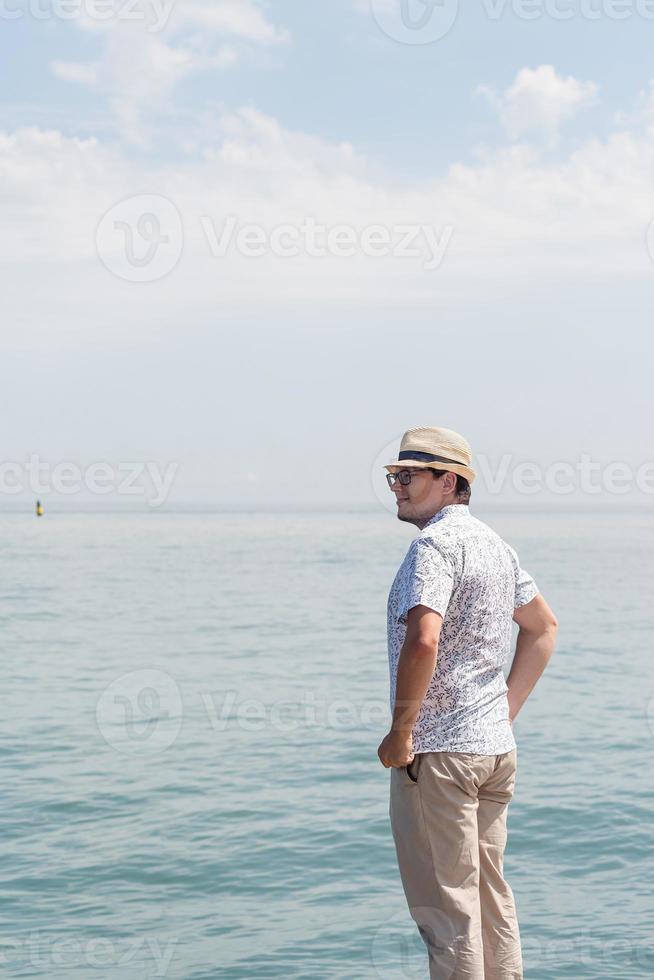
[415,501,469,530]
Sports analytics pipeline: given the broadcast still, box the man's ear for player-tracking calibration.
[443,472,457,494]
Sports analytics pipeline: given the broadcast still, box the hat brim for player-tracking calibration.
[384,458,476,484]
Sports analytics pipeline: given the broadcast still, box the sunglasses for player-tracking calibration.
[386,468,440,489]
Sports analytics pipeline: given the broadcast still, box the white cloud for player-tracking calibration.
[627,78,654,131]
[2,88,654,351]
[171,0,290,44]
[51,0,289,143]
[51,61,99,86]
[476,65,598,146]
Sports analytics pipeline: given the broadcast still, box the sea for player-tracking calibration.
[1,506,652,979]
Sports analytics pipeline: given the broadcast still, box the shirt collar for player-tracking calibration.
[423,504,470,529]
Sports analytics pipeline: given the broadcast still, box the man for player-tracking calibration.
[377,426,558,980]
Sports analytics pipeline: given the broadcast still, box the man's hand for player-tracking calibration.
[378,731,414,769]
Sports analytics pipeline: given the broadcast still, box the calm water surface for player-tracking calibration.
[1,509,652,978]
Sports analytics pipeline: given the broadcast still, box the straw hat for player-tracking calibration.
[384,426,476,484]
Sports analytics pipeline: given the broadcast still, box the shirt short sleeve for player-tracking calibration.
[397,539,455,623]
[507,545,539,608]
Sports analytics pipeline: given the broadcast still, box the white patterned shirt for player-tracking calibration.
[387,504,539,755]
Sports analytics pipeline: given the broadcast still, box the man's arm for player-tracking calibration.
[378,605,443,768]
[506,594,558,724]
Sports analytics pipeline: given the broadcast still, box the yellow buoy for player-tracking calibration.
[36,500,44,517]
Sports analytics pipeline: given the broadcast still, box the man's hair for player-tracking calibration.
[431,468,471,503]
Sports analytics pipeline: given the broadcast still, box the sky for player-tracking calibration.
[2,0,654,508]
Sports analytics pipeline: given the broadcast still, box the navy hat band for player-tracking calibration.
[398,451,465,466]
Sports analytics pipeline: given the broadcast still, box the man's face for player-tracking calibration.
[389,467,445,525]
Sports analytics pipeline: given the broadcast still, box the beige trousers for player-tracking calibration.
[389,748,522,980]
